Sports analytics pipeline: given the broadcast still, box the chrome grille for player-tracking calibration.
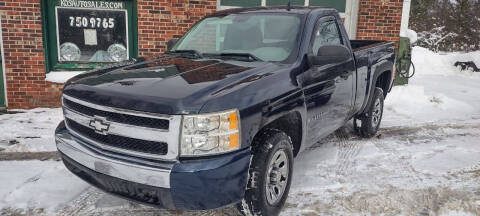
[62,94,181,160]
[63,98,169,130]
[66,119,168,155]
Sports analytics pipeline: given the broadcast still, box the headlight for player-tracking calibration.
[181,109,240,156]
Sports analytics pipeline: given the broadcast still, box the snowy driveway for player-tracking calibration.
[2,118,479,216]
[1,47,480,215]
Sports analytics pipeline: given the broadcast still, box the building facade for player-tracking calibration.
[0,0,407,109]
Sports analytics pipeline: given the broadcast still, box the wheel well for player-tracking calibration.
[256,112,302,157]
[375,71,391,97]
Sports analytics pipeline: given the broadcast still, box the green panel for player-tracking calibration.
[221,0,261,7]
[309,0,346,12]
[266,0,305,6]
[0,55,4,108]
[41,0,138,72]
[395,37,412,86]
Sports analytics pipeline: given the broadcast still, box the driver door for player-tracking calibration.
[302,16,356,145]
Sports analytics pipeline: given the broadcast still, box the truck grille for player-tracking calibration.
[61,95,180,160]
[63,98,169,130]
[66,119,168,155]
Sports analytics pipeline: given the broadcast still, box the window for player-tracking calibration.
[172,14,302,62]
[266,0,305,6]
[220,0,261,7]
[309,0,346,12]
[42,0,138,72]
[219,0,347,12]
[311,20,342,55]
[56,8,129,63]
[217,0,354,38]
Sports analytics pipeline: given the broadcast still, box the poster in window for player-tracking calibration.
[56,7,129,63]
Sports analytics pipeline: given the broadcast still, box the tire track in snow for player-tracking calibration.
[283,119,480,215]
[57,187,240,216]
[57,187,104,216]
[333,128,362,175]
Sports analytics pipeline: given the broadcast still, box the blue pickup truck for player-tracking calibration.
[55,6,395,216]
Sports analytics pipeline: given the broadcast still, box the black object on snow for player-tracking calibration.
[455,61,480,72]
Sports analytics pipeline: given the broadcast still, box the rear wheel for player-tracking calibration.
[354,87,384,138]
[238,129,294,216]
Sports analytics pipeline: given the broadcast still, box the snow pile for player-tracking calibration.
[0,108,63,152]
[384,85,476,124]
[404,29,418,44]
[382,46,480,126]
[411,46,480,76]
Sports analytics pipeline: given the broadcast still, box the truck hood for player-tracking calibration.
[63,55,273,114]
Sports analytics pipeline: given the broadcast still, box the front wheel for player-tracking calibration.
[354,87,385,138]
[238,129,294,216]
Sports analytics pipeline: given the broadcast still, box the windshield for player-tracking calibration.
[171,13,302,62]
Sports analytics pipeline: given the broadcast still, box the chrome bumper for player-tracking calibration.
[56,120,251,210]
[56,129,172,188]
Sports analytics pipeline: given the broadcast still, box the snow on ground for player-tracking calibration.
[1,46,480,215]
[283,120,480,215]
[0,108,62,152]
[0,161,89,212]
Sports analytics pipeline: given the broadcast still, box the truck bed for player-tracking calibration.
[350,40,393,51]
[351,40,395,113]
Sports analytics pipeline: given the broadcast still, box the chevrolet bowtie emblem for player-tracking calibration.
[89,116,110,135]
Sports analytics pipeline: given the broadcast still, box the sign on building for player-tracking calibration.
[42,0,138,72]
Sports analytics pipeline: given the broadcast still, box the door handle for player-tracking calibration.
[340,71,349,79]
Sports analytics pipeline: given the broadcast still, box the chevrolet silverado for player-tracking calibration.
[55,6,395,216]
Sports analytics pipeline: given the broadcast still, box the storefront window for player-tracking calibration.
[42,0,137,72]
[219,0,347,13]
[220,0,261,7]
[266,0,305,6]
[309,0,346,12]
[56,7,129,63]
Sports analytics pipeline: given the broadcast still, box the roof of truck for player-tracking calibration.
[209,6,337,17]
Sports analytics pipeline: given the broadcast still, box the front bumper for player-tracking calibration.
[55,121,251,210]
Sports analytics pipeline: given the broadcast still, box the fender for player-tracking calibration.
[252,57,310,155]
[254,88,307,155]
[230,57,311,153]
[359,59,393,115]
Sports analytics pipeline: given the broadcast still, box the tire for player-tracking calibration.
[237,129,294,216]
[354,87,384,138]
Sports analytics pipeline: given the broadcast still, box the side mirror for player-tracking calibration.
[167,39,178,50]
[309,45,351,66]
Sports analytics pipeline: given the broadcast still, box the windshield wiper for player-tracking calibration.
[166,49,203,58]
[204,52,264,62]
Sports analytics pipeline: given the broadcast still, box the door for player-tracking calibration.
[302,16,356,145]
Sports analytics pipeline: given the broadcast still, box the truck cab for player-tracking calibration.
[55,6,394,216]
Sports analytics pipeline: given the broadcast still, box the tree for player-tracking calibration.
[410,0,480,51]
